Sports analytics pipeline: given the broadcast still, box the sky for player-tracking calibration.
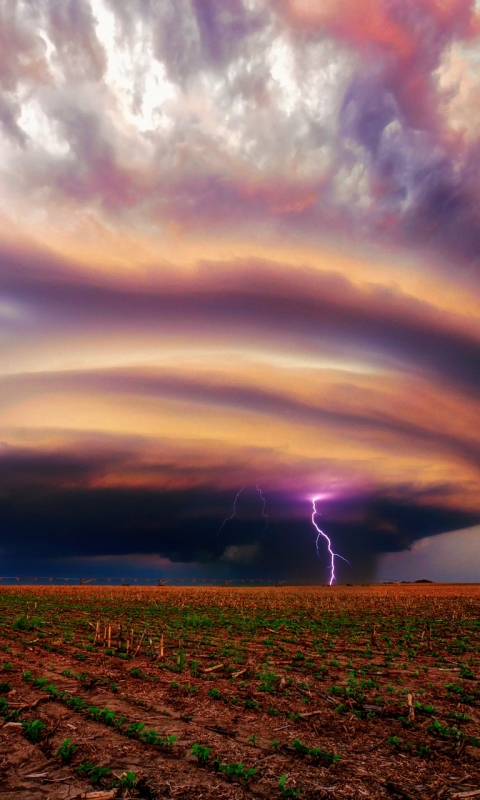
[1,0,480,584]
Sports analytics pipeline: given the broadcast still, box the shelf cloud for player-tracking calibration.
[1,0,480,581]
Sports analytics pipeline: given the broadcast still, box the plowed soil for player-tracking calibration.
[0,585,479,800]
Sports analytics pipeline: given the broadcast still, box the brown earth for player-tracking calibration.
[0,585,479,800]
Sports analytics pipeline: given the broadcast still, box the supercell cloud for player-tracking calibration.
[1,0,480,582]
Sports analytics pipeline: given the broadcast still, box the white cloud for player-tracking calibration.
[18,97,70,156]
[0,0,359,228]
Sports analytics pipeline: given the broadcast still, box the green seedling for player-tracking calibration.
[244,699,259,709]
[158,734,177,749]
[0,681,11,693]
[129,667,143,678]
[22,670,33,682]
[46,684,65,699]
[22,719,45,742]
[61,669,73,677]
[292,739,341,764]
[219,762,258,782]
[119,770,137,789]
[13,614,31,631]
[91,765,112,785]
[99,707,116,725]
[417,745,431,758]
[141,728,159,744]
[208,687,222,700]
[429,720,464,739]
[258,670,278,693]
[460,665,475,680]
[279,774,301,798]
[327,685,344,697]
[76,760,95,776]
[247,734,257,744]
[414,702,436,714]
[191,743,211,763]
[387,736,401,748]
[56,737,78,763]
[448,711,471,723]
[67,696,88,711]
[292,651,304,661]
[87,705,100,720]
[33,677,49,688]
[126,721,145,738]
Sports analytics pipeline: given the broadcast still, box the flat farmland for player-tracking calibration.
[0,586,479,800]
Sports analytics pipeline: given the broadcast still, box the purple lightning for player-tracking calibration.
[256,485,269,536]
[217,487,245,538]
[311,497,349,585]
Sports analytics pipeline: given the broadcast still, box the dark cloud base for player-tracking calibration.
[1,457,478,583]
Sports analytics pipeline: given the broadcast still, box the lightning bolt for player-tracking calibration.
[217,487,245,539]
[311,497,349,585]
[256,484,269,536]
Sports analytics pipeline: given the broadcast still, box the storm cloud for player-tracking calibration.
[1,1,480,582]
[0,447,478,582]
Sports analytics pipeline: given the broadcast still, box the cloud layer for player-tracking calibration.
[1,0,480,581]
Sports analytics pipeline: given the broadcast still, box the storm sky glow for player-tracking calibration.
[1,0,480,582]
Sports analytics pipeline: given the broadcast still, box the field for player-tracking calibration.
[0,586,479,800]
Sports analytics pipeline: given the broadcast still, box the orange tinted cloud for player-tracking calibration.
[283,0,414,58]
[282,0,476,57]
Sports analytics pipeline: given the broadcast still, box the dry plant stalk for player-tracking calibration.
[407,692,415,722]
[231,668,247,678]
[134,626,147,656]
[204,663,224,673]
